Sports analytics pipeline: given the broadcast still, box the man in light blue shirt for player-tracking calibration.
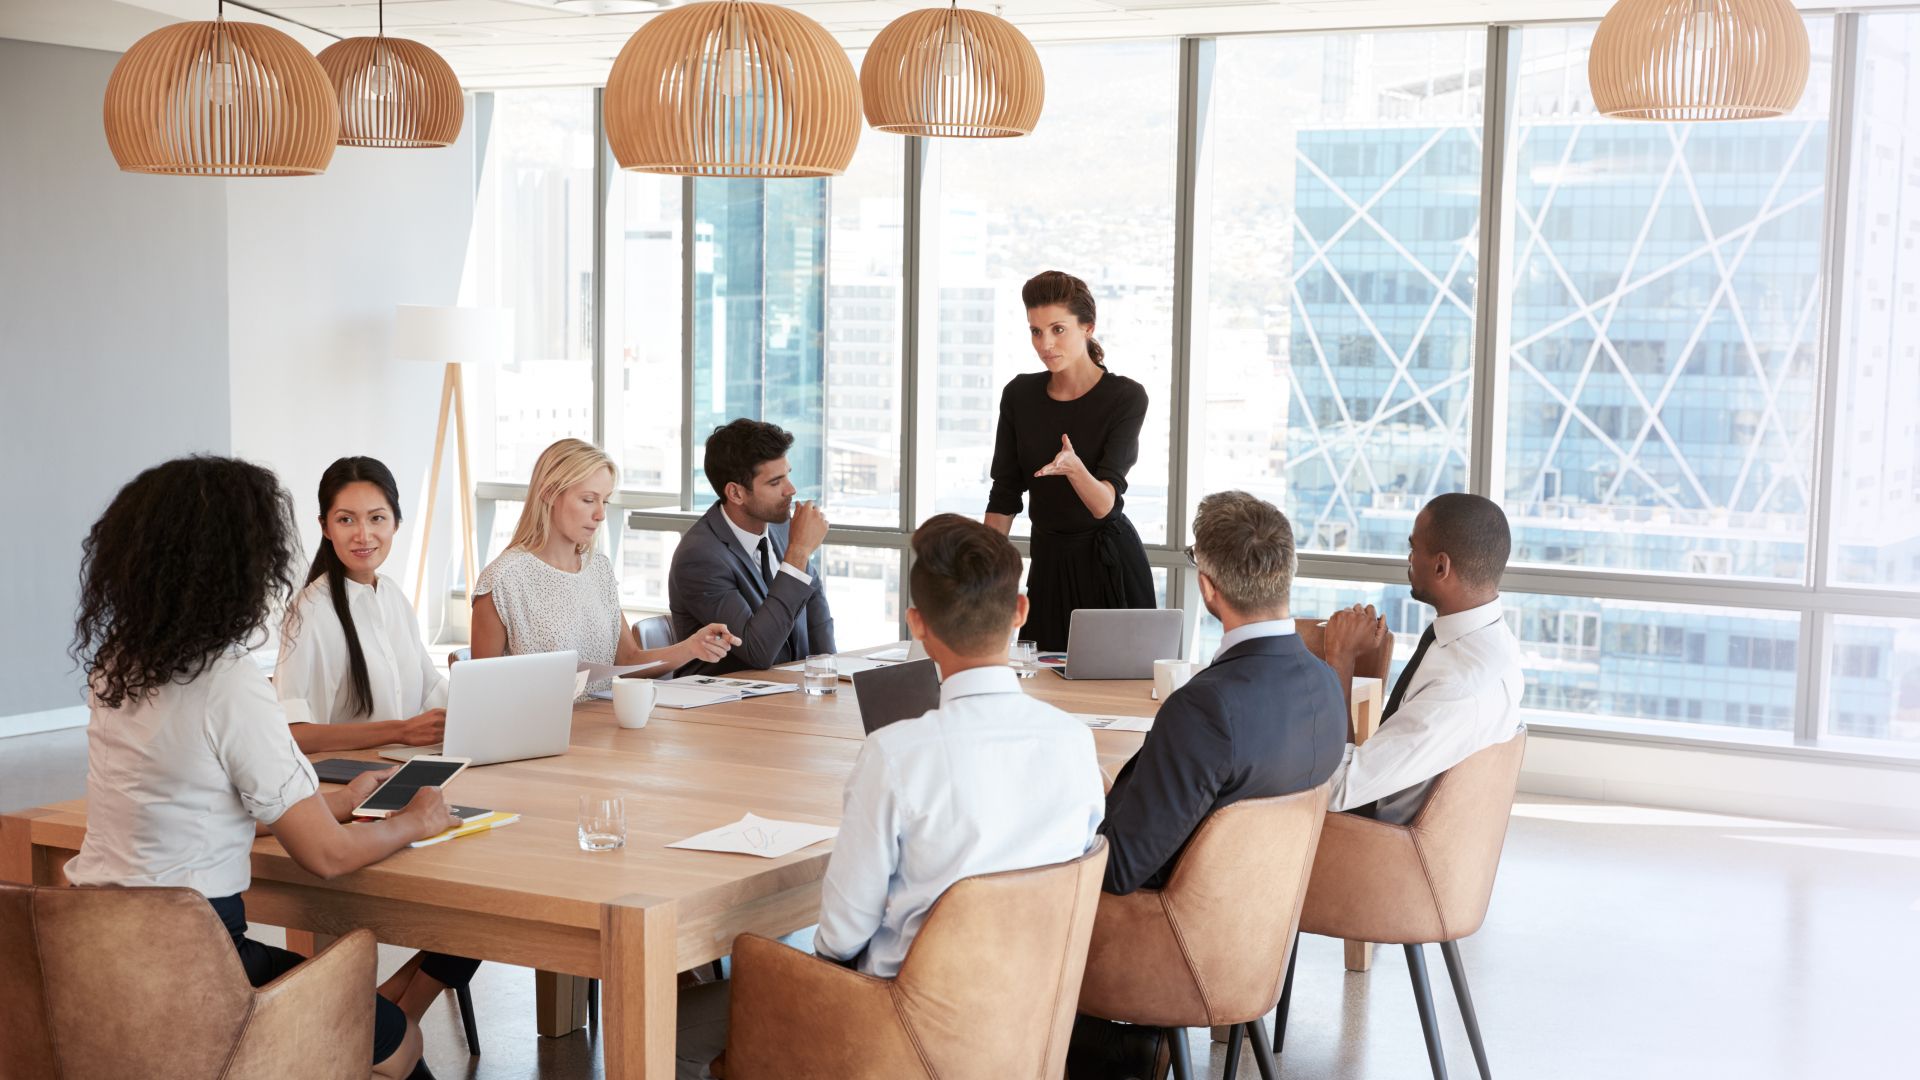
[813,514,1107,977]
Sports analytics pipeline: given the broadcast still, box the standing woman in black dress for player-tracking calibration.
[984,270,1156,652]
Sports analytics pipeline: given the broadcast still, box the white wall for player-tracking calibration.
[226,109,480,645]
[0,38,231,722]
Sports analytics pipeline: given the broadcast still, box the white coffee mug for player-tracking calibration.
[613,679,658,729]
[1153,659,1195,701]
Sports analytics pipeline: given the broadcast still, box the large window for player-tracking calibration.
[1195,29,1486,556]
[470,15,1920,758]
[923,41,1179,543]
[468,89,597,486]
[1501,23,1832,581]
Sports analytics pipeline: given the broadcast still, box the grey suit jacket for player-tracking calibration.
[667,502,836,676]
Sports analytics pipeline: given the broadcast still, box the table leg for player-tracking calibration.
[600,898,678,1080]
[536,971,591,1037]
[1345,940,1374,971]
[1,813,37,884]
[285,930,338,958]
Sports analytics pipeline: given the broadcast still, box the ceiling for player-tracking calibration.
[0,0,1897,88]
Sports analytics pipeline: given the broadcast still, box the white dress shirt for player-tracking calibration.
[275,573,448,727]
[65,653,320,899]
[1213,617,1296,662]
[1328,597,1525,812]
[814,664,1106,978]
[720,508,813,588]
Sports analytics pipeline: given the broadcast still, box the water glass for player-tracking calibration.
[577,793,626,852]
[802,653,839,695]
[1010,639,1039,678]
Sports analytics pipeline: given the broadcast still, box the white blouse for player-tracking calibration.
[65,653,320,900]
[474,547,623,692]
[275,573,448,727]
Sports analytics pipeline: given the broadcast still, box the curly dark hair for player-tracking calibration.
[71,456,303,709]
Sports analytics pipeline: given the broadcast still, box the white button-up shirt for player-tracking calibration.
[1213,617,1296,662]
[65,653,320,899]
[274,573,448,727]
[720,509,813,589]
[1328,597,1525,812]
[814,664,1106,978]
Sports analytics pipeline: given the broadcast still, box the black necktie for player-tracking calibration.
[1381,625,1436,723]
[756,535,773,589]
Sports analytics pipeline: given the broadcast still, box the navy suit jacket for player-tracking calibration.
[1099,632,1346,895]
[667,502,836,676]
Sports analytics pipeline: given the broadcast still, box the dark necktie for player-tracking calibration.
[757,535,773,590]
[1381,624,1437,723]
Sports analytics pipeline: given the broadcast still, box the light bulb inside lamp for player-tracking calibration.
[1686,1,1714,53]
[940,40,966,79]
[208,60,237,106]
[362,61,394,100]
[717,47,749,97]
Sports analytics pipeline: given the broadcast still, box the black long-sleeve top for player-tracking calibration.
[985,370,1148,534]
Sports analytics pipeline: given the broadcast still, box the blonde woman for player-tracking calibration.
[470,439,738,689]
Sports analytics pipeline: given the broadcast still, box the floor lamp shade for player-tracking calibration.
[103,19,340,176]
[604,0,862,177]
[860,5,1044,138]
[1589,0,1810,121]
[394,305,512,366]
[317,36,464,148]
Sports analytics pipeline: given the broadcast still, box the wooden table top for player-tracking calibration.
[17,663,1157,936]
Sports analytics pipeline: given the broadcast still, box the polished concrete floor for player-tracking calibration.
[5,726,1915,1079]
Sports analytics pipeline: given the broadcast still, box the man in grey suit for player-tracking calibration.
[668,419,836,676]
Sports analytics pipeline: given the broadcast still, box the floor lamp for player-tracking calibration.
[394,304,512,614]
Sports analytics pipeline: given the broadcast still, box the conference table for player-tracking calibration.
[0,656,1161,1080]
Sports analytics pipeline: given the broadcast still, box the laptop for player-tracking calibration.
[382,650,579,766]
[851,659,942,735]
[1061,609,1185,680]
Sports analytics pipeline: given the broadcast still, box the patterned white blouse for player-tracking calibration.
[473,548,623,693]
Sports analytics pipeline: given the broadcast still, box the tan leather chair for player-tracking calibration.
[1289,732,1528,1080]
[1078,786,1331,1080]
[0,882,376,1080]
[720,839,1108,1079]
[1296,611,1395,687]
[633,614,676,651]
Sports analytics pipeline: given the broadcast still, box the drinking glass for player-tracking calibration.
[577,793,626,852]
[802,653,839,695]
[1011,639,1040,678]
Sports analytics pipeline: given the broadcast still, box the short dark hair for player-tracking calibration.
[909,514,1024,655]
[1191,491,1294,613]
[1423,493,1510,588]
[703,419,795,498]
[72,456,302,709]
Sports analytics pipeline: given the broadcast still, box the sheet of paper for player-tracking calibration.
[866,646,911,663]
[1074,712,1155,732]
[666,812,838,858]
[652,683,741,709]
[671,675,798,697]
[776,653,899,678]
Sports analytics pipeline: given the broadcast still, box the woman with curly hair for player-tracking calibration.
[64,455,458,1080]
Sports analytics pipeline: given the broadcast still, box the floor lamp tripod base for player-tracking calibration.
[413,361,480,621]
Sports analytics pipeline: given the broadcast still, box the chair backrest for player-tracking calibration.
[634,614,676,651]
[1295,614,1394,685]
[1407,731,1527,940]
[1,883,258,1080]
[1157,785,1331,1023]
[890,838,1108,1079]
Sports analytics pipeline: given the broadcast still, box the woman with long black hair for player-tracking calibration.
[273,455,481,1028]
[64,455,457,1080]
[984,270,1156,651]
[275,456,445,753]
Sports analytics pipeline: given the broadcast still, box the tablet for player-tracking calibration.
[353,755,470,819]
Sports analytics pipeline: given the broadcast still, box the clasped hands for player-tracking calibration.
[1324,603,1388,665]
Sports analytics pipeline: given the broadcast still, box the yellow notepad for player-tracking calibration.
[411,811,520,848]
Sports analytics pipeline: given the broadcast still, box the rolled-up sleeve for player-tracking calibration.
[814,741,900,966]
[208,667,320,826]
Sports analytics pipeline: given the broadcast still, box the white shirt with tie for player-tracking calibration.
[1327,597,1525,813]
[720,510,813,590]
[814,664,1106,978]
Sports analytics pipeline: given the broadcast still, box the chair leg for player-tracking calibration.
[1166,1027,1193,1080]
[1246,1018,1280,1080]
[1272,930,1298,1054]
[1405,943,1449,1080]
[1221,1022,1243,1078]
[454,982,481,1055]
[587,978,599,1029]
[1439,941,1492,1080]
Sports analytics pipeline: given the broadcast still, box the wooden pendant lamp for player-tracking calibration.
[604,0,862,178]
[102,1,339,175]
[860,2,1044,138]
[316,0,463,148]
[1589,0,1809,121]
